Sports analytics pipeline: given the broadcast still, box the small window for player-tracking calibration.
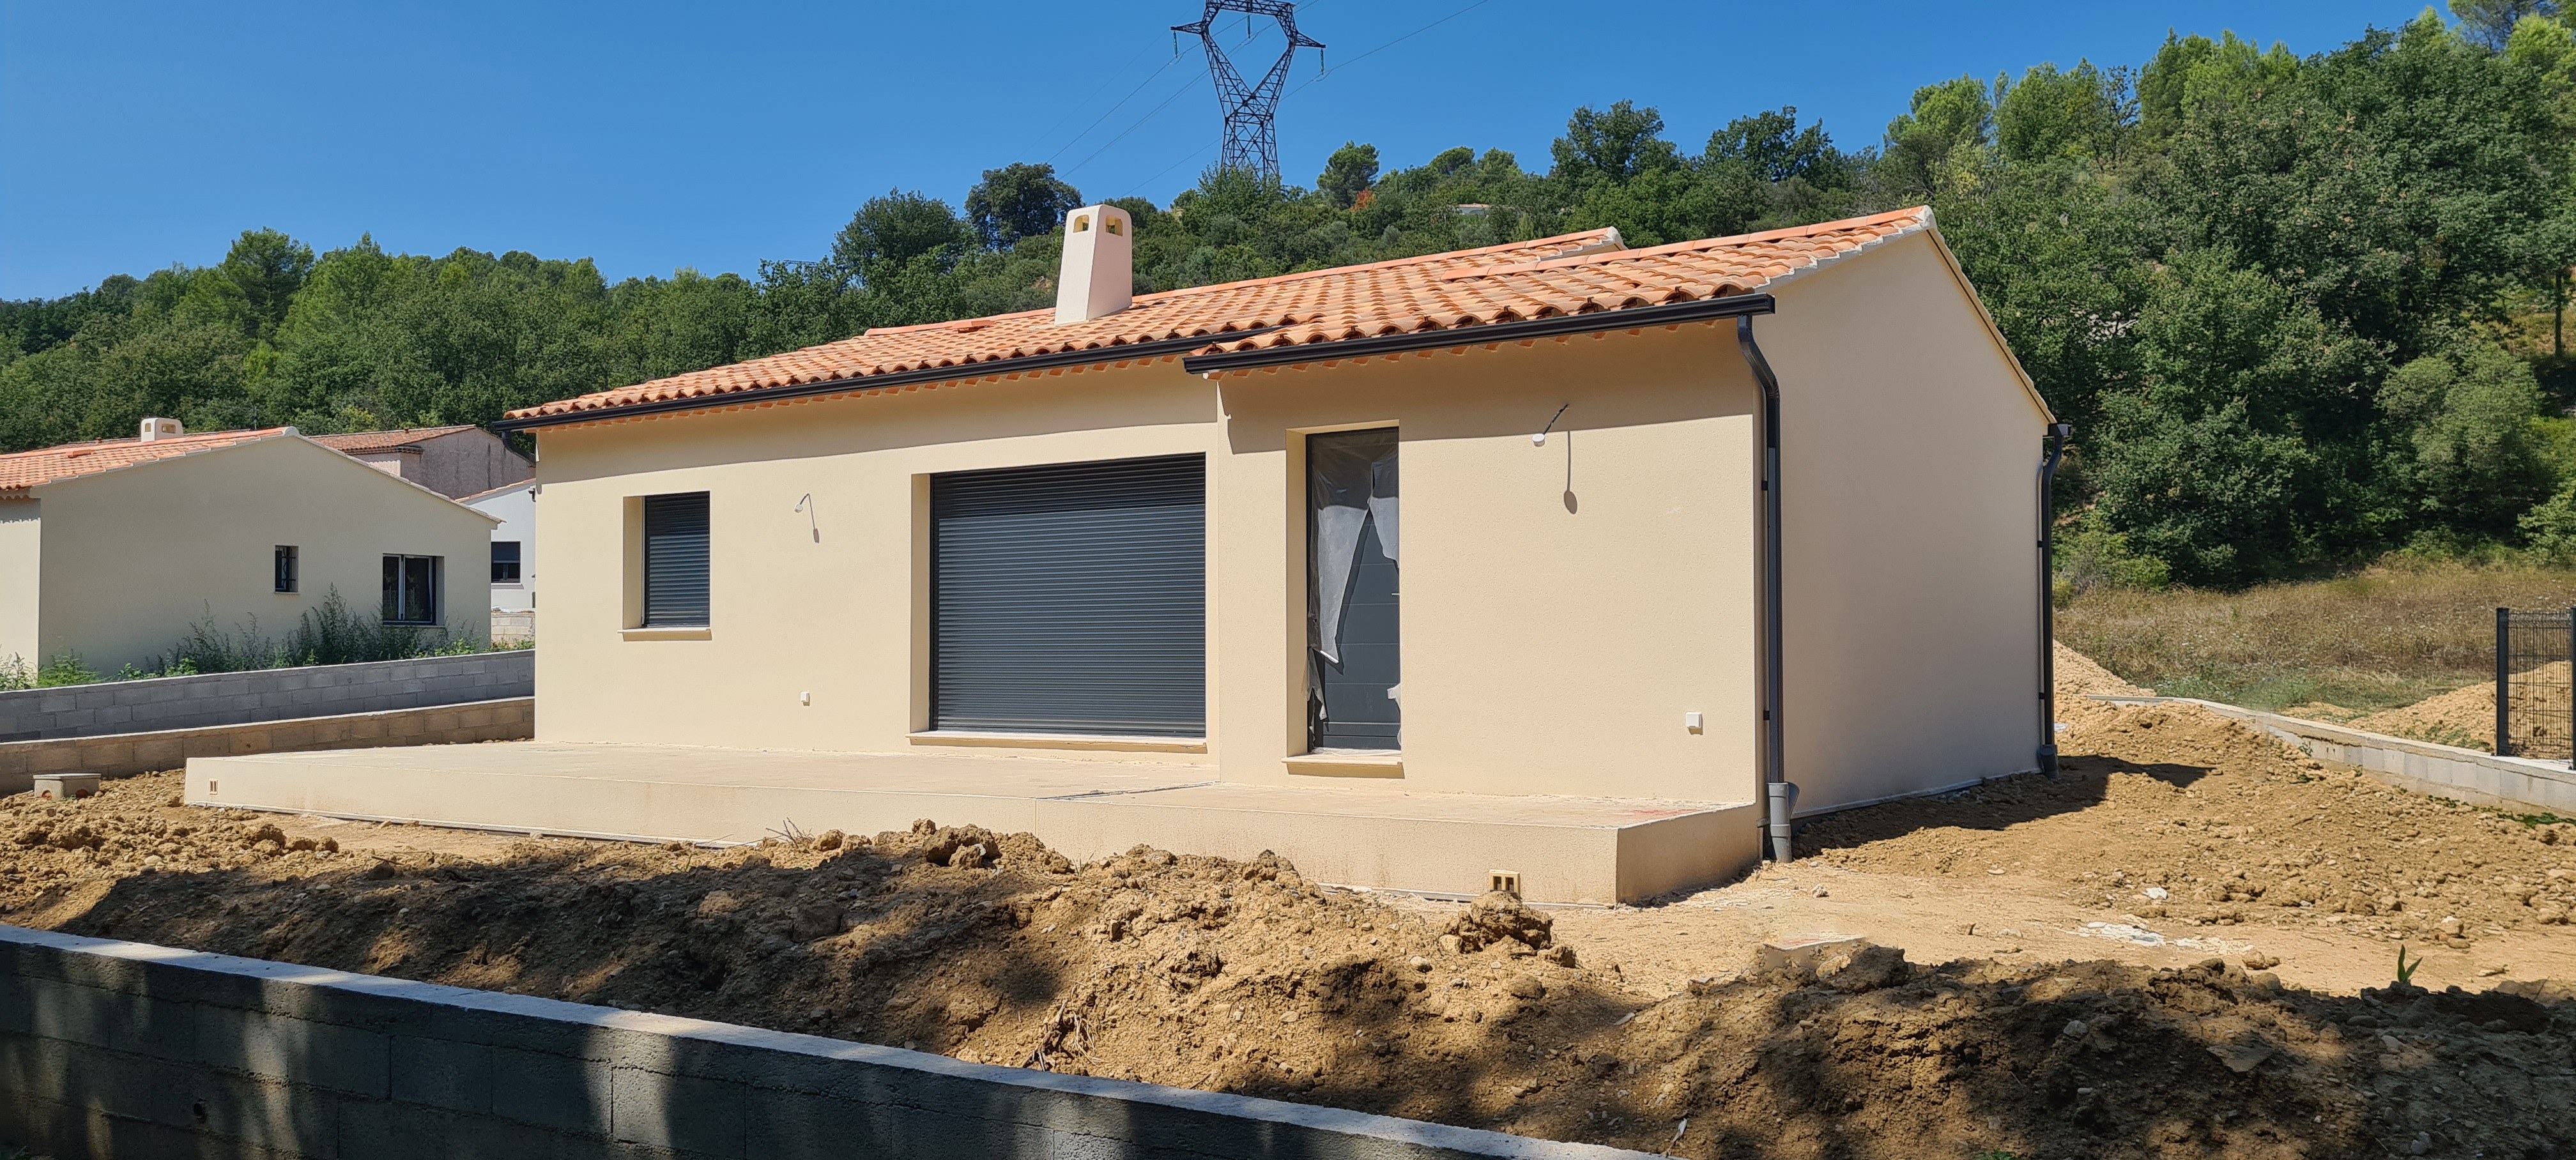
[491,540,523,585]
[643,492,710,627]
[381,554,442,625]
[273,546,298,594]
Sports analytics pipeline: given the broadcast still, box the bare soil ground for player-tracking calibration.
[6,660,2576,1158]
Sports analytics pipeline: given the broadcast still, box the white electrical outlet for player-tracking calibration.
[1685,711,1704,732]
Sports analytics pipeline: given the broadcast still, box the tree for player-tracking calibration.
[1880,76,1995,196]
[1702,107,1841,185]
[830,191,972,286]
[217,229,314,340]
[964,163,1082,250]
[1317,142,1379,210]
[2377,344,2553,534]
[1551,102,1682,188]
[2089,249,2382,584]
[2452,0,2561,50]
[1994,62,2129,164]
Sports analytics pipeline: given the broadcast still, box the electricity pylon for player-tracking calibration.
[1170,2,1323,180]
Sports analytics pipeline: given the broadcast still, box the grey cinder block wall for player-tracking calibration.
[0,652,533,744]
[0,925,1650,1160]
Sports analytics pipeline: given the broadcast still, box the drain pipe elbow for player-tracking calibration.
[2037,422,2072,776]
[1736,315,1793,861]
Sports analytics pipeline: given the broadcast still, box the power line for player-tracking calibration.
[1063,70,1209,178]
[1289,0,1491,98]
[1044,54,1185,167]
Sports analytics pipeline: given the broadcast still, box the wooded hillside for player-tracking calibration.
[8,7,2576,588]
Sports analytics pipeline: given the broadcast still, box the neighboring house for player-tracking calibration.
[0,420,496,673]
[309,425,533,500]
[464,480,536,641]
[493,204,2055,853]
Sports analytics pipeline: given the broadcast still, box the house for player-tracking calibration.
[309,425,532,500]
[191,205,2057,902]
[463,480,536,641]
[0,420,496,674]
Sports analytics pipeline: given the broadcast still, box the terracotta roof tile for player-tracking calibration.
[307,425,480,453]
[507,207,1933,425]
[0,428,293,494]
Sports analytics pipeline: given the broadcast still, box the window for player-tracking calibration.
[491,540,523,584]
[381,554,442,625]
[273,546,298,594]
[642,492,710,627]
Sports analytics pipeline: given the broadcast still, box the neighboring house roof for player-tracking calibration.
[458,479,535,505]
[307,425,482,454]
[0,428,293,495]
[505,208,1936,427]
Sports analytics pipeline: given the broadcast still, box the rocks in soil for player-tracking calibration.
[1445,890,1552,954]
[8,771,2576,1160]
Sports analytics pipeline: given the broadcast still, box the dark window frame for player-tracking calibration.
[491,540,523,585]
[273,546,298,594]
[380,554,443,625]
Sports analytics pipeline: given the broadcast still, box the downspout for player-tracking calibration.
[2037,423,2072,775]
[1734,316,1793,862]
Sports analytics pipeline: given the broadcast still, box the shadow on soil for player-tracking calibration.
[24,825,2576,1160]
[1798,761,2214,853]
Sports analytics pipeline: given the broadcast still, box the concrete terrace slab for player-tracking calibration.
[185,743,1758,903]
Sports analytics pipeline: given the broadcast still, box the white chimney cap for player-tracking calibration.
[1054,204,1134,325]
[138,417,183,442]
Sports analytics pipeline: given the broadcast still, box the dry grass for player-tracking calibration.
[2057,559,2576,712]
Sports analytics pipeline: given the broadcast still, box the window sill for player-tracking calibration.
[908,730,1207,754]
[622,626,711,641]
[1284,751,1404,778]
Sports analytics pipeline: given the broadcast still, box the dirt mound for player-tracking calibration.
[8,772,2575,1156]
[2053,643,2151,727]
[1811,701,2576,943]
[2345,661,2576,754]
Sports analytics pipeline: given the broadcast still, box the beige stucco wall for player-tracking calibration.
[1763,229,2056,813]
[532,324,1765,805]
[0,500,38,668]
[28,437,496,673]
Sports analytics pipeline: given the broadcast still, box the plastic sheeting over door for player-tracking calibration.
[1309,429,1399,751]
[931,455,1207,737]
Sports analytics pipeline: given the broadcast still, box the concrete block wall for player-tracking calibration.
[0,651,534,744]
[0,924,1648,1160]
[0,699,533,793]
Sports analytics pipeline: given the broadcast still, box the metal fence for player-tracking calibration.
[2496,607,2575,762]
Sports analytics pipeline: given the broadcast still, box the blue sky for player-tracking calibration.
[1,1,2432,300]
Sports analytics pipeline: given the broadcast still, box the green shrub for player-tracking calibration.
[2054,522,2170,602]
[283,587,456,666]
[36,652,99,687]
[0,654,29,692]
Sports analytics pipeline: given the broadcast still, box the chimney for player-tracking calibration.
[138,417,183,442]
[1054,204,1133,324]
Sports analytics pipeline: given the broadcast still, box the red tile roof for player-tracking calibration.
[0,428,293,494]
[506,207,1934,426]
[307,425,480,453]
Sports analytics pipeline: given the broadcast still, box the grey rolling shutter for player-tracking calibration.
[643,492,710,626]
[933,455,1206,736]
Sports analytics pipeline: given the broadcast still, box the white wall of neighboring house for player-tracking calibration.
[468,482,536,614]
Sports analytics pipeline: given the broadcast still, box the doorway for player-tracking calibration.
[1308,429,1399,751]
